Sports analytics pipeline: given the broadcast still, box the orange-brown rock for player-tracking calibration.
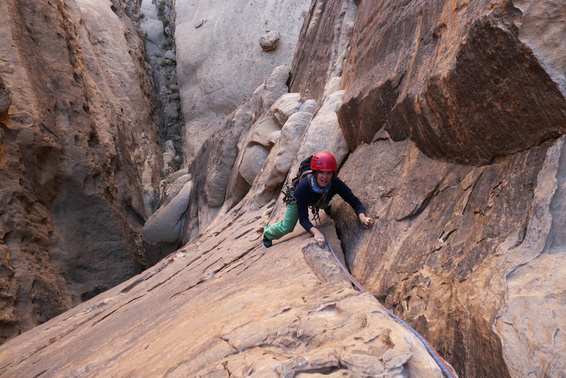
[334,135,561,376]
[1,0,565,377]
[0,0,162,342]
[0,206,445,377]
[287,0,565,376]
[337,0,566,165]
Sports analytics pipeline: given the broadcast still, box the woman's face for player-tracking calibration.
[316,171,333,188]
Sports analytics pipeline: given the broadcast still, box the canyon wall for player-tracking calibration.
[0,0,162,342]
[0,0,565,377]
[331,0,566,376]
[176,0,566,376]
[175,0,310,164]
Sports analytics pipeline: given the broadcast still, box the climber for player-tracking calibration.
[263,151,373,248]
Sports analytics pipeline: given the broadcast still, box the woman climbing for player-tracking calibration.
[263,151,373,248]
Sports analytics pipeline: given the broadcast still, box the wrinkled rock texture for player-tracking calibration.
[1,0,566,377]
[330,0,566,376]
[0,210,445,377]
[174,0,310,164]
[180,0,565,376]
[0,0,162,342]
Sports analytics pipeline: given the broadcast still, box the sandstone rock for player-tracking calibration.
[239,144,270,186]
[334,134,564,376]
[240,101,316,210]
[139,0,166,54]
[278,1,566,376]
[175,0,310,163]
[513,0,566,93]
[164,49,176,61]
[259,30,281,51]
[0,0,162,341]
[142,179,192,265]
[337,0,566,165]
[184,66,291,239]
[289,0,358,102]
[2,1,564,377]
[164,102,179,119]
[271,92,302,128]
[0,208,444,377]
[162,139,176,174]
[293,90,350,167]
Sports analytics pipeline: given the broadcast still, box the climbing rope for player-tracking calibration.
[313,219,459,378]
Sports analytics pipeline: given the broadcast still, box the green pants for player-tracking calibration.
[263,202,329,241]
[264,202,299,241]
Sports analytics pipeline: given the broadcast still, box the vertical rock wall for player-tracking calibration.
[174,0,310,164]
[0,0,162,342]
[324,0,566,376]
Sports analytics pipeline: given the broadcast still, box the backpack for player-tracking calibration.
[282,154,313,204]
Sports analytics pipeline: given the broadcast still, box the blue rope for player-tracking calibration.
[315,223,459,378]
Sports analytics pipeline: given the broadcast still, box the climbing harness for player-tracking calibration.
[313,218,459,378]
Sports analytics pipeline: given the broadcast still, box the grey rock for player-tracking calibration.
[259,30,281,52]
[164,50,176,61]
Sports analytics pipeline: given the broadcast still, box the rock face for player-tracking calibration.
[324,0,566,376]
[1,0,565,377]
[174,0,310,163]
[0,0,162,342]
[176,0,564,375]
[337,0,566,165]
[0,207,445,377]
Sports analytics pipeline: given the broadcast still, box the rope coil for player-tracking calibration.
[314,220,459,378]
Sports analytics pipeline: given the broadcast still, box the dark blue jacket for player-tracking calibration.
[294,175,366,232]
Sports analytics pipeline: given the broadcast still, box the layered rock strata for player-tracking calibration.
[1,0,565,376]
[335,136,564,377]
[0,0,162,342]
[325,0,566,376]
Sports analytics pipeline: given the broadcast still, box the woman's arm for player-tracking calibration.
[335,179,373,228]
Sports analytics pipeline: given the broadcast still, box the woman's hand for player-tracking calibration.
[359,213,374,229]
[310,228,326,248]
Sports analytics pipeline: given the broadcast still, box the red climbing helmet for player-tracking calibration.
[310,151,337,171]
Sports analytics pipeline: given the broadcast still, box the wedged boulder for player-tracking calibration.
[337,0,566,165]
[334,133,565,376]
[142,176,193,265]
[259,30,281,51]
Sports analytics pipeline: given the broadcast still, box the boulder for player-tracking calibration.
[142,178,193,265]
[259,30,281,51]
[337,0,566,165]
